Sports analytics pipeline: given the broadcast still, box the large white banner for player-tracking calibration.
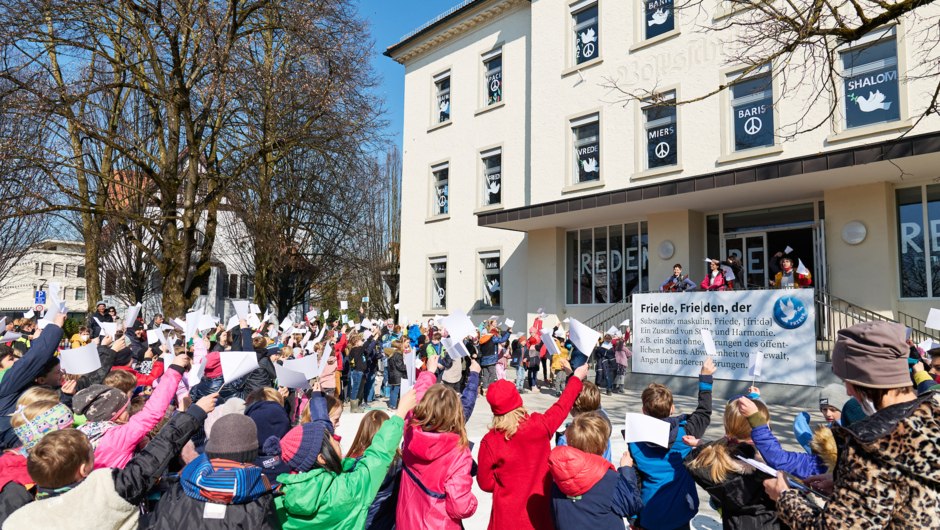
[632,290,817,386]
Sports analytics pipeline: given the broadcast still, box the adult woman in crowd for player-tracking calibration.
[700,261,726,291]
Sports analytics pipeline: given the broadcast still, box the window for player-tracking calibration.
[729,65,774,152]
[77,266,86,278]
[434,71,451,123]
[479,251,501,309]
[229,274,239,298]
[572,2,599,64]
[240,275,249,299]
[53,263,63,277]
[34,262,39,276]
[841,29,900,130]
[431,163,449,216]
[643,92,678,169]
[66,264,75,277]
[40,263,50,276]
[483,49,502,106]
[566,222,648,304]
[644,0,674,40]
[481,148,502,206]
[895,184,940,299]
[429,257,447,310]
[75,288,85,301]
[572,114,600,183]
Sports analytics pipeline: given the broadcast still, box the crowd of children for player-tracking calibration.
[0,302,937,529]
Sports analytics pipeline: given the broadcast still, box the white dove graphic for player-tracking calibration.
[488,279,500,292]
[648,9,669,26]
[856,90,891,112]
[778,299,797,322]
[579,28,596,44]
[440,100,449,113]
[487,181,501,195]
[582,157,598,173]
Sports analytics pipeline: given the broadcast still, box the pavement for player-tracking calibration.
[339,374,824,530]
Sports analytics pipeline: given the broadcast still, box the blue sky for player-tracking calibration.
[359,0,455,155]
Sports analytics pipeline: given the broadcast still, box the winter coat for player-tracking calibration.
[86,311,112,338]
[479,331,510,366]
[245,400,292,483]
[274,415,405,529]
[776,391,940,529]
[318,353,337,390]
[111,362,165,388]
[548,446,643,529]
[557,408,613,464]
[397,371,477,530]
[387,352,406,386]
[749,420,827,480]
[89,364,184,469]
[477,376,584,530]
[363,459,402,530]
[630,374,712,530]
[0,325,64,449]
[70,333,91,349]
[684,441,787,530]
[3,405,206,530]
[0,452,31,527]
[141,455,279,530]
[125,333,148,362]
[58,344,118,411]
[243,333,277,393]
[700,271,727,291]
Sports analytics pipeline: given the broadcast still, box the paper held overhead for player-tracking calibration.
[317,344,333,376]
[441,337,470,358]
[227,315,240,330]
[504,318,515,328]
[97,319,117,338]
[279,316,292,331]
[232,301,250,320]
[219,351,259,384]
[563,318,570,323]
[748,351,764,377]
[438,308,477,341]
[624,413,670,448]
[554,328,566,339]
[124,303,142,328]
[606,326,618,337]
[187,358,206,386]
[721,265,735,281]
[796,259,809,276]
[274,363,312,390]
[394,303,401,310]
[927,309,940,331]
[918,338,935,352]
[540,312,548,319]
[24,311,34,319]
[247,314,261,329]
[185,310,202,341]
[323,310,330,320]
[197,314,216,331]
[1,332,22,342]
[699,329,717,357]
[306,310,318,321]
[400,351,416,394]
[340,301,348,310]
[399,315,409,327]
[785,246,794,254]
[146,330,160,345]
[250,303,261,314]
[541,330,561,355]
[59,343,101,374]
[363,330,372,341]
[283,354,323,379]
[620,319,630,327]
[537,308,543,314]
[568,318,601,357]
[906,327,914,341]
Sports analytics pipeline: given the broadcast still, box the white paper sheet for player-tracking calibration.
[187,358,206,386]
[317,344,333,377]
[340,301,348,310]
[554,328,567,339]
[563,318,570,323]
[439,308,477,341]
[275,363,312,390]
[919,338,935,352]
[568,318,601,356]
[737,456,778,477]
[279,316,292,331]
[283,354,323,379]
[124,303,142,328]
[540,312,548,319]
[185,310,202,341]
[341,315,348,324]
[146,330,160,345]
[97,320,117,338]
[401,351,416,394]
[36,319,53,329]
[606,326,618,337]
[541,330,561,355]
[749,351,764,377]
[1,332,22,342]
[505,318,515,328]
[537,308,544,314]
[624,413,670,448]
[785,246,794,255]
[721,265,736,281]
[198,314,216,331]
[620,319,631,327]
[927,309,940,331]
[442,337,470,358]
[232,301,250,320]
[394,303,400,310]
[59,343,101,374]
[250,303,261,314]
[306,310,318,321]
[227,315,240,330]
[906,327,914,341]
[24,311,34,319]
[161,323,176,331]
[796,259,809,276]
[323,310,330,320]
[363,330,372,341]
[400,315,409,327]
[247,314,261,329]
[700,329,717,357]
[220,351,259,384]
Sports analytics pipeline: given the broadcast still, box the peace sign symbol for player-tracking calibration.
[583,43,595,58]
[490,78,500,92]
[436,286,446,301]
[744,116,763,135]
[655,142,670,158]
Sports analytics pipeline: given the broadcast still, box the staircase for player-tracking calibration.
[582,288,938,361]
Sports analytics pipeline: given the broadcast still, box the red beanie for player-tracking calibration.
[486,380,523,415]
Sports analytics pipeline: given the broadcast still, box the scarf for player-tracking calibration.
[36,480,83,500]
[77,421,119,450]
[180,454,271,505]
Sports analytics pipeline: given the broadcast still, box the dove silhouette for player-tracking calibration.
[487,181,501,195]
[440,100,449,113]
[488,279,500,292]
[648,8,669,26]
[582,157,598,173]
[580,27,596,44]
[856,90,891,113]
[778,299,797,322]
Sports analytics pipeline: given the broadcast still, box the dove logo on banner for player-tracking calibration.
[773,296,808,329]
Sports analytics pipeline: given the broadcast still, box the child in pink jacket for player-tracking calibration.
[75,355,189,469]
[396,355,477,529]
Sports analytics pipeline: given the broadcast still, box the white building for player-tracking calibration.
[385,0,940,330]
[0,239,88,320]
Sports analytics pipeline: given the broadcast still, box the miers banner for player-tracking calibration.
[632,290,817,386]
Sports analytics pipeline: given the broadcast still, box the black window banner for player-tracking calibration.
[437,92,450,123]
[487,71,502,104]
[647,122,677,169]
[485,172,501,205]
[645,0,674,40]
[576,23,598,63]
[577,142,600,181]
[733,97,774,151]
[845,65,900,129]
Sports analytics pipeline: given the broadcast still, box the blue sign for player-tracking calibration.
[35,291,46,305]
[773,296,808,329]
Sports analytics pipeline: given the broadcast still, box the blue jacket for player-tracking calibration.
[557,408,614,464]
[0,325,64,449]
[549,446,642,530]
[750,424,826,480]
[479,330,511,366]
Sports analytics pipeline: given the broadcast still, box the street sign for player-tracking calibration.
[34,305,44,312]
[34,291,46,305]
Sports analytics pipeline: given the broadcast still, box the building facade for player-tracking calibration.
[386,0,940,331]
[0,239,89,320]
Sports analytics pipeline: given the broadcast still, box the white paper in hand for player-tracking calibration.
[699,329,717,356]
[563,318,570,323]
[737,456,778,477]
[439,308,476,341]
[146,330,160,345]
[504,318,515,328]
[606,326,618,337]
[323,310,330,320]
[785,246,794,254]
[283,355,322,379]
[250,303,261,314]
[24,311,34,319]
[59,343,101,374]
[97,320,117,338]
[227,315,240,330]
[568,318,601,356]
[123,303,142,328]
[796,259,809,276]
[340,301,348,310]
[400,315,409,327]
[306,310,317,321]
[442,337,470,358]
[401,351,416,394]
[247,314,261,329]
[219,351,259,384]
[537,308,544,314]
[232,301,250,320]
[198,314,216,331]
[187,358,206,386]
[927,309,940,331]
[624,413,670,448]
[394,303,400,310]
[279,316,292,331]
[721,265,735,281]
[554,328,566,339]
[540,312,548,319]
[541,331,561,355]
[185,310,202,341]
[906,327,914,341]
[919,338,935,352]
[748,351,763,377]
[275,363,312,390]
[317,344,333,376]
[620,319,631,327]
[1,332,22,342]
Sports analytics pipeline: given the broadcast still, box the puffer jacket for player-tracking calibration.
[387,351,406,386]
[683,441,786,530]
[0,452,31,527]
[245,400,292,483]
[776,391,940,529]
[274,415,404,529]
[142,454,279,530]
[396,371,477,529]
[548,445,642,529]
[748,413,827,480]
[478,331,510,366]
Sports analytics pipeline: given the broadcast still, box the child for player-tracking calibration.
[396,356,477,529]
[2,393,217,530]
[628,357,715,530]
[549,412,643,529]
[246,389,293,483]
[684,398,786,529]
[74,354,188,469]
[478,362,588,530]
[556,381,613,463]
[551,339,569,397]
[70,326,92,349]
[318,343,338,397]
[386,341,406,410]
[346,411,401,530]
[270,390,417,528]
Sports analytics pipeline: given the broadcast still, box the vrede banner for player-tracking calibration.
[632,289,817,386]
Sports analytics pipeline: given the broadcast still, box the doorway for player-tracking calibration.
[724,227,817,289]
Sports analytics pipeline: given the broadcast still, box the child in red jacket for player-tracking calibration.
[477,362,588,530]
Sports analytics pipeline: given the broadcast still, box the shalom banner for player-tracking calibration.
[632,289,817,386]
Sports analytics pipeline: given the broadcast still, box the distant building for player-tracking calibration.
[0,239,88,320]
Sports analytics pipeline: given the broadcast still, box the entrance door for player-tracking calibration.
[725,233,767,288]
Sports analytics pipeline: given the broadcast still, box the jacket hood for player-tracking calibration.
[204,351,223,378]
[0,451,31,489]
[180,454,271,505]
[406,425,462,463]
[548,445,615,497]
[479,334,492,344]
[638,414,685,451]
[246,400,291,451]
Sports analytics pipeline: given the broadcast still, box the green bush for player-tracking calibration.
[62,317,81,339]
